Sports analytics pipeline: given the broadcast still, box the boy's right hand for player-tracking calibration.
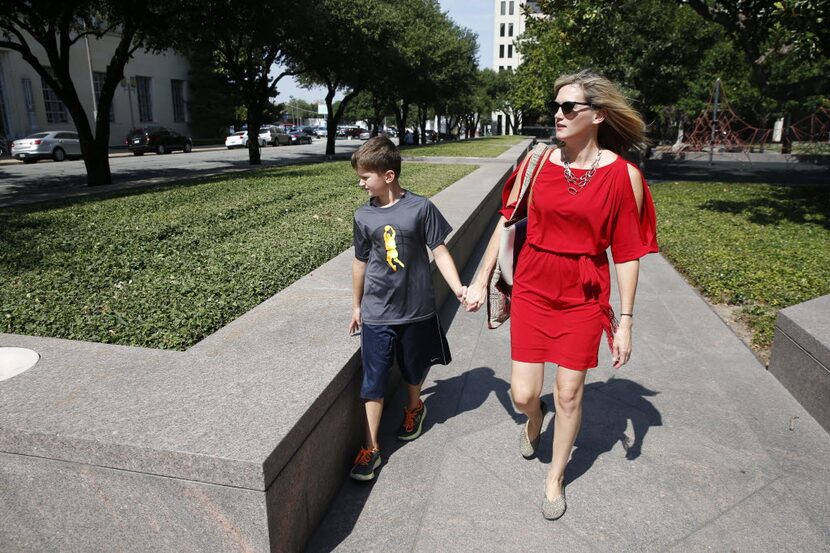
[348,307,362,335]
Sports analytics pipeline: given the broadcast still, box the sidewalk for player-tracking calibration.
[307,228,830,552]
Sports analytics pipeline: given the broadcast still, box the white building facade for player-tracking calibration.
[492,0,542,135]
[0,32,192,147]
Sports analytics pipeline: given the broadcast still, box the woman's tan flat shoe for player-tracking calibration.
[542,487,566,520]
[519,400,547,459]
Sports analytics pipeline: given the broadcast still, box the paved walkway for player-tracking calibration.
[307,226,830,552]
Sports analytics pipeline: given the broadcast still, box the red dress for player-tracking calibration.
[500,154,658,370]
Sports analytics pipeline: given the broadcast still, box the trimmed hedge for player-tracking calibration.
[400,135,526,158]
[650,181,830,348]
[0,162,477,350]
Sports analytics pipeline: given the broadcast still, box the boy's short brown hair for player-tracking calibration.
[350,136,401,177]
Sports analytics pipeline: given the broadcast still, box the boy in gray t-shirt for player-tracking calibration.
[347,136,466,481]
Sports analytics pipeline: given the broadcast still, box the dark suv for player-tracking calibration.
[125,126,193,155]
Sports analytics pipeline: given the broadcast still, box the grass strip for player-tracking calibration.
[650,180,830,348]
[0,161,477,350]
[400,135,527,158]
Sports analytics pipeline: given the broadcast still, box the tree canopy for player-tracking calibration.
[512,0,829,138]
[0,0,181,185]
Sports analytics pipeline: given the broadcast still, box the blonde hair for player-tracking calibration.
[554,70,647,154]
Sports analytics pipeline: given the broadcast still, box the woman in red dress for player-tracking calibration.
[464,70,658,519]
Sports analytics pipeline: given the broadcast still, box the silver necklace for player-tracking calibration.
[562,149,603,195]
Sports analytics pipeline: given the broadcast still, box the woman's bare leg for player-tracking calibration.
[511,361,546,441]
[547,366,587,499]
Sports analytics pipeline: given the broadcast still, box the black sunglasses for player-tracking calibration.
[553,101,593,115]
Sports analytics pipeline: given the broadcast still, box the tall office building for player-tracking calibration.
[492,0,542,135]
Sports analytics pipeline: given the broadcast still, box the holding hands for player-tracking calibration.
[461,280,486,312]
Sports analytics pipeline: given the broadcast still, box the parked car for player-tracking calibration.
[11,130,81,163]
[286,129,313,145]
[260,125,291,146]
[225,131,267,149]
[359,129,395,140]
[126,126,192,155]
[314,126,328,138]
[301,126,318,138]
[338,126,365,139]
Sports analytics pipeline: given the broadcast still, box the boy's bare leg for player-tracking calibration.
[406,382,423,411]
[365,399,383,450]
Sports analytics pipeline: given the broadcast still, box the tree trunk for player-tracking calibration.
[393,100,410,145]
[325,86,360,156]
[418,105,427,145]
[325,87,338,156]
[246,114,262,165]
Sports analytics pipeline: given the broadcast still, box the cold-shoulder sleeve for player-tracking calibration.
[609,166,659,263]
[499,166,519,219]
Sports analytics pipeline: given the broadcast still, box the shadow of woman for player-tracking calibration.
[419,366,521,431]
[536,377,661,487]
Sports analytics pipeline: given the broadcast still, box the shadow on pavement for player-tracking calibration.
[533,377,662,486]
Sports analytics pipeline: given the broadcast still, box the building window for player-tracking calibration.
[0,66,8,136]
[93,72,115,122]
[136,76,152,122]
[41,70,68,124]
[508,45,513,58]
[171,79,186,122]
[508,23,514,37]
[500,23,505,37]
[22,78,37,132]
[499,44,505,58]
[509,1,514,15]
[499,66,505,72]
[500,1,506,15]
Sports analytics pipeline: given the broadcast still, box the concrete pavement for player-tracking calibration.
[307,223,830,552]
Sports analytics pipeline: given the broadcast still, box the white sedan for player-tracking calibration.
[11,130,82,163]
[225,131,266,149]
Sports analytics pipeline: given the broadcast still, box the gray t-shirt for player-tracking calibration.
[353,191,452,325]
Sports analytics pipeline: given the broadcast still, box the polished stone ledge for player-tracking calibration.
[768,294,830,433]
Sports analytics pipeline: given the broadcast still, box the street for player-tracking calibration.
[0,138,363,207]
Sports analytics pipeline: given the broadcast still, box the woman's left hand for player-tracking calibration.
[612,318,633,368]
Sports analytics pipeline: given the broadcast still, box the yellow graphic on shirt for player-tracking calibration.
[383,225,406,271]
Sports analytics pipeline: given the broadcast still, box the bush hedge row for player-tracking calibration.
[650,181,830,348]
[0,162,477,350]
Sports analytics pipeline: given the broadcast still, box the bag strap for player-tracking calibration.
[510,143,553,220]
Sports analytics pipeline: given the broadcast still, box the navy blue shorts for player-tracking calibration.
[359,314,451,400]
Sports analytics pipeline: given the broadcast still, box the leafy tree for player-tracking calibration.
[342,90,391,134]
[0,0,180,186]
[179,0,309,164]
[682,0,830,101]
[515,0,717,127]
[187,48,238,141]
[289,0,394,155]
[284,98,318,127]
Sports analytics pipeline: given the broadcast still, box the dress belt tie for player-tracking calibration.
[577,253,618,352]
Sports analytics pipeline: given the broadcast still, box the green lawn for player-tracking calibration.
[0,161,477,350]
[651,181,830,349]
[400,135,528,158]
